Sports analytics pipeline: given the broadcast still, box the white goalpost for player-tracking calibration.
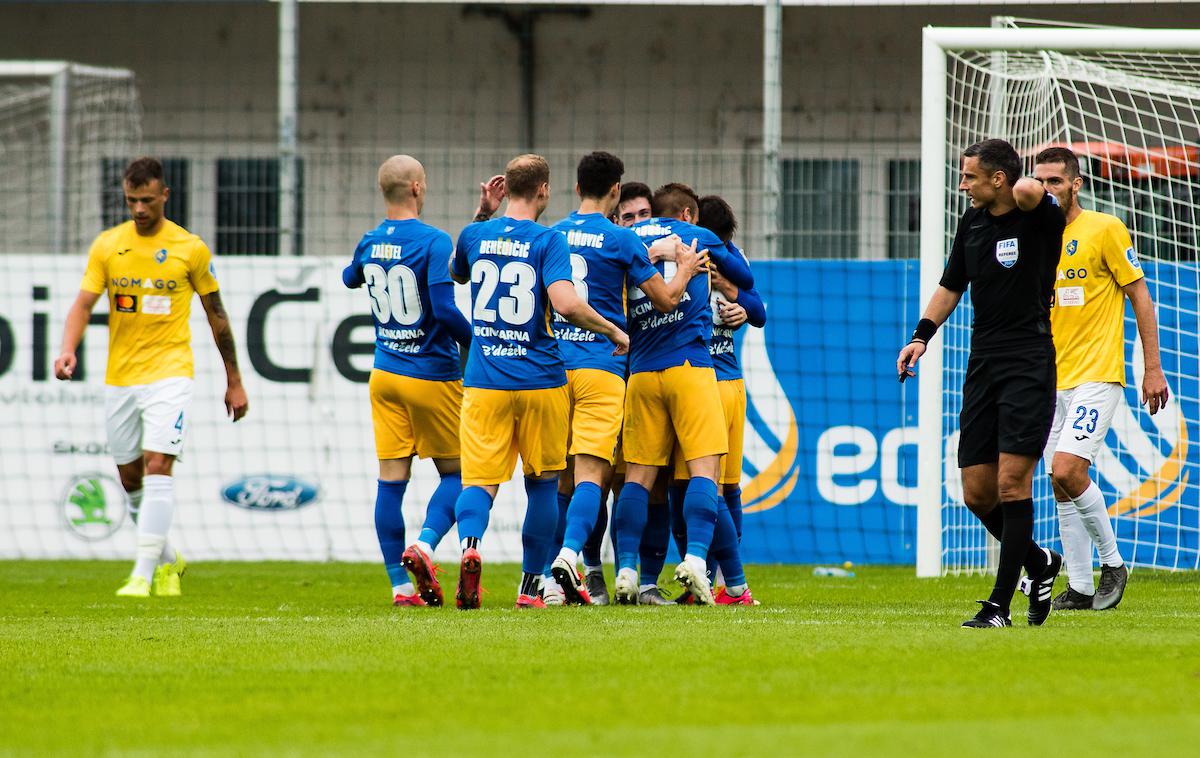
[0,61,141,255]
[918,27,1200,577]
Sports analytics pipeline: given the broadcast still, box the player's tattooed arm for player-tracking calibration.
[473,175,506,222]
[1124,278,1169,414]
[201,292,249,421]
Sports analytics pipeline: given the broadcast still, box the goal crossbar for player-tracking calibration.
[917,27,1200,577]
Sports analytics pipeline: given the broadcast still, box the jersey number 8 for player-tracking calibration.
[363,263,422,326]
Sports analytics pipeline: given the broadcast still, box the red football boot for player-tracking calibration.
[515,593,547,609]
[714,587,759,606]
[456,547,483,610]
[401,544,444,607]
[393,593,428,607]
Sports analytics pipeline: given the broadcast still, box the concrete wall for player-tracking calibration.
[2,2,1199,254]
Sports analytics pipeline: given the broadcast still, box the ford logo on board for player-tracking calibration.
[221,476,320,511]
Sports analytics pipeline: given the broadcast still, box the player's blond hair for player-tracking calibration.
[505,154,550,200]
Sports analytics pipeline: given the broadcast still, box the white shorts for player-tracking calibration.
[104,377,194,465]
[1043,382,1123,473]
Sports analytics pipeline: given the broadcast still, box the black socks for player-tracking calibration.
[987,498,1038,611]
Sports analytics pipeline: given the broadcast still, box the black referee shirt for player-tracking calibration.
[940,192,1065,353]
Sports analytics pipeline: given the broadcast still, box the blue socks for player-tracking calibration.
[725,486,743,541]
[454,485,494,545]
[614,482,649,572]
[522,477,559,576]
[668,483,687,559]
[683,476,719,560]
[418,473,461,550]
[562,482,602,555]
[374,479,410,588]
[544,491,571,575]
[639,500,670,586]
[711,495,746,588]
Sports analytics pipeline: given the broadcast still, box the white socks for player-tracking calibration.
[1057,481,1125,595]
[415,540,434,559]
[557,547,578,567]
[392,582,415,597]
[1056,499,1095,594]
[1074,481,1123,568]
[127,487,176,565]
[133,475,175,582]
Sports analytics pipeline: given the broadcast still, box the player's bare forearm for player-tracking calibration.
[202,293,243,382]
[1125,278,1169,413]
[54,290,101,380]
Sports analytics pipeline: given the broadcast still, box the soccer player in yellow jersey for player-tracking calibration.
[1034,146,1169,611]
[54,157,249,598]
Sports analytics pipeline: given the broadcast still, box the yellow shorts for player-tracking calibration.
[369,370,462,460]
[672,378,746,483]
[567,368,626,463]
[460,385,569,486]
[622,362,727,467]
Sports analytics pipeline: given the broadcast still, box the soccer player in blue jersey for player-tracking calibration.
[450,154,630,610]
[343,155,472,607]
[542,152,705,606]
[614,182,755,605]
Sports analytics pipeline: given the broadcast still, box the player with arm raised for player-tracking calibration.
[543,152,704,606]
[342,155,472,607]
[613,182,751,605]
[1033,146,1168,611]
[54,156,248,598]
[449,154,628,609]
[898,139,1064,628]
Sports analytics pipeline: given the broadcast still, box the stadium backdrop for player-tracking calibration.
[1,256,1194,568]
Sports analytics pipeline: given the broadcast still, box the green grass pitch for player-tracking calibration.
[1,561,1197,756]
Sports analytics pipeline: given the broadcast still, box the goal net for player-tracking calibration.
[918,28,1200,575]
[0,62,142,255]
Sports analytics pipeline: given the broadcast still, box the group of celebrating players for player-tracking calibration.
[343,151,764,609]
[55,137,1166,625]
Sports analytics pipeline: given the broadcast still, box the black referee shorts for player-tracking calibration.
[958,344,1056,467]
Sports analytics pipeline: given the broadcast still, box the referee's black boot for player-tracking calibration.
[1025,549,1064,626]
[962,600,1012,628]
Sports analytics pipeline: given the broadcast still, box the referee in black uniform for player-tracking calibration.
[899,139,1066,628]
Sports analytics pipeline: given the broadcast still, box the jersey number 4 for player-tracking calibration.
[363,263,422,326]
[472,260,536,325]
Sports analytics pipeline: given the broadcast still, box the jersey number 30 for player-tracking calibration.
[363,263,421,326]
[472,260,536,325]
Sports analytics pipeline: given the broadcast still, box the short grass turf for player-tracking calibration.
[1,562,1197,757]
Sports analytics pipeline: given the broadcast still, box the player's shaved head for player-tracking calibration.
[505,154,551,200]
[378,155,425,204]
[652,182,700,220]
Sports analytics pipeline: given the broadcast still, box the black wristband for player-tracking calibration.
[911,318,937,343]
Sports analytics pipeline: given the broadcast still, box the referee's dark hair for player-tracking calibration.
[619,181,652,206]
[652,182,700,218]
[698,194,738,243]
[963,139,1023,187]
[577,151,624,200]
[1034,146,1082,180]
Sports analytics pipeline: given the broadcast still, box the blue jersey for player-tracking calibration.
[343,218,461,381]
[708,243,765,381]
[452,217,572,390]
[550,211,658,377]
[626,217,720,374]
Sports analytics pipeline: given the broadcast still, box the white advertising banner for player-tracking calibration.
[0,256,530,564]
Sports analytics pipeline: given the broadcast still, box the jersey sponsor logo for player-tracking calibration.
[109,276,179,290]
[60,473,127,541]
[369,243,403,260]
[154,248,168,263]
[114,294,137,313]
[221,475,320,511]
[1066,239,1078,256]
[1126,247,1141,269]
[1058,267,1088,280]
[1057,286,1085,307]
[995,238,1019,268]
[142,295,171,315]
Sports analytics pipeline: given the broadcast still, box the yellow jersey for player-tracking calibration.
[1049,210,1144,390]
[80,219,219,386]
